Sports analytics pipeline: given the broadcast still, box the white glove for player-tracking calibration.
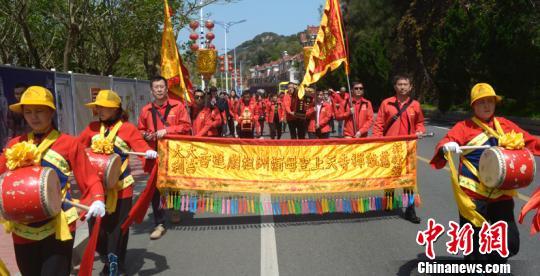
[234,121,238,127]
[85,200,106,220]
[145,150,158,159]
[443,142,462,154]
[155,129,167,139]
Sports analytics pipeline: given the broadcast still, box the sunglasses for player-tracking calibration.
[195,95,204,99]
[354,87,364,90]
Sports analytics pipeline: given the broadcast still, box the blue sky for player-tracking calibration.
[179,0,324,54]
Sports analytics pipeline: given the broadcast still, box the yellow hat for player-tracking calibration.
[470,83,502,105]
[85,90,122,108]
[9,86,56,113]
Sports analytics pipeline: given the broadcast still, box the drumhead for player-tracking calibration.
[105,153,122,190]
[41,167,62,218]
[478,147,506,188]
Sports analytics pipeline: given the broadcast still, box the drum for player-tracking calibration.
[85,149,121,190]
[478,147,536,190]
[241,120,253,131]
[0,166,62,223]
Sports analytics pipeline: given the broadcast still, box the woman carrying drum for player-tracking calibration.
[79,90,157,276]
[430,83,540,262]
[0,86,106,275]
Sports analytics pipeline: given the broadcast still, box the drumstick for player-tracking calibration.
[459,145,491,150]
[418,132,434,138]
[64,199,90,211]
[124,151,147,157]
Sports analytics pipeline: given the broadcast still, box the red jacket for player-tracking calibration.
[266,100,285,123]
[430,117,540,201]
[372,96,425,137]
[191,106,222,137]
[282,92,296,121]
[79,121,150,198]
[137,99,191,148]
[256,100,266,120]
[336,97,374,137]
[228,97,239,117]
[0,132,105,244]
[306,101,334,133]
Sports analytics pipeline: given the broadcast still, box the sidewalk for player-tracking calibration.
[0,156,147,275]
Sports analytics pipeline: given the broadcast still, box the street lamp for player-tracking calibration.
[215,19,246,93]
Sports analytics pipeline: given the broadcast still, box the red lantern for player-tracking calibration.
[205,32,215,41]
[208,44,216,49]
[228,67,233,72]
[189,33,199,41]
[220,66,225,71]
[228,55,233,60]
[219,55,225,60]
[205,20,214,30]
[189,21,199,30]
[190,44,199,51]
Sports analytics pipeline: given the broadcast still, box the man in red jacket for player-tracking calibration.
[373,74,425,224]
[306,90,334,139]
[191,89,222,137]
[282,82,307,139]
[266,93,285,139]
[137,75,191,238]
[336,82,374,138]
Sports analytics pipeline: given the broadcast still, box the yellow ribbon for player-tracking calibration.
[96,121,123,214]
[471,117,524,150]
[0,258,10,276]
[445,151,486,227]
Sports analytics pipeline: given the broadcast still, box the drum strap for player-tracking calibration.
[28,130,60,163]
[100,121,123,142]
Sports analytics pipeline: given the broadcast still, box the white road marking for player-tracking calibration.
[260,193,279,276]
[431,125,450,130]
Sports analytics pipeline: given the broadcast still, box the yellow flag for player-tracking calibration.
[161,0,191,102]
[298,0,349,99]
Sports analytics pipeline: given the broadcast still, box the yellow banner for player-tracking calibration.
[157,136,417,194]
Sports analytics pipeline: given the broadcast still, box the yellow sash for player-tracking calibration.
[94,121,130,213]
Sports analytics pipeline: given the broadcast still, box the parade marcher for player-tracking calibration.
[209,86,228,136]
[283,82,307,139]
[336,82,373,138]
[430,83,540,262]
[373,74,425,223]
[306,90,334,139]
[266,93,285,139]
[255,93,266,138]
[137,76,191,235]
[0,86,106,275]
[79,89,158,275]
[191,89,222,137]
[324,89,336,134]
[228,90,239,137]
[234,91,258,139]
[278,92,288,134]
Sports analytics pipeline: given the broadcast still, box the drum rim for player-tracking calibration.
[41,167,61,218]
[0,172,6,219]
[105,153,121,189]
[479,146,506,188]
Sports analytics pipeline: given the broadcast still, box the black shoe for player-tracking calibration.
[404,206,421,224]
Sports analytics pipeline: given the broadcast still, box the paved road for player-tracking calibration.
[81,121,540,275]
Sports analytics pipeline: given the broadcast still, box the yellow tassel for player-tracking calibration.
[0,258,10,276]
[54,211,73,241]
[105,189,118,214]
[446,152,486,227]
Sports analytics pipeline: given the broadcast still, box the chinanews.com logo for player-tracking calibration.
[415,218,511,274]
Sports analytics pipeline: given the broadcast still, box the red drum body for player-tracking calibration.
[479,147,536,190]
[0,166,62,223]
[85,149,121,190]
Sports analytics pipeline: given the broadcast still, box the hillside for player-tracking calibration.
[233,32,303,68]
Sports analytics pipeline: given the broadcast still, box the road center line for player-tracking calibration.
[260,193,279,276]
[416,155,530,202]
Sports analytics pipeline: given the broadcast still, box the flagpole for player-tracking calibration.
[339,0,357,136]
